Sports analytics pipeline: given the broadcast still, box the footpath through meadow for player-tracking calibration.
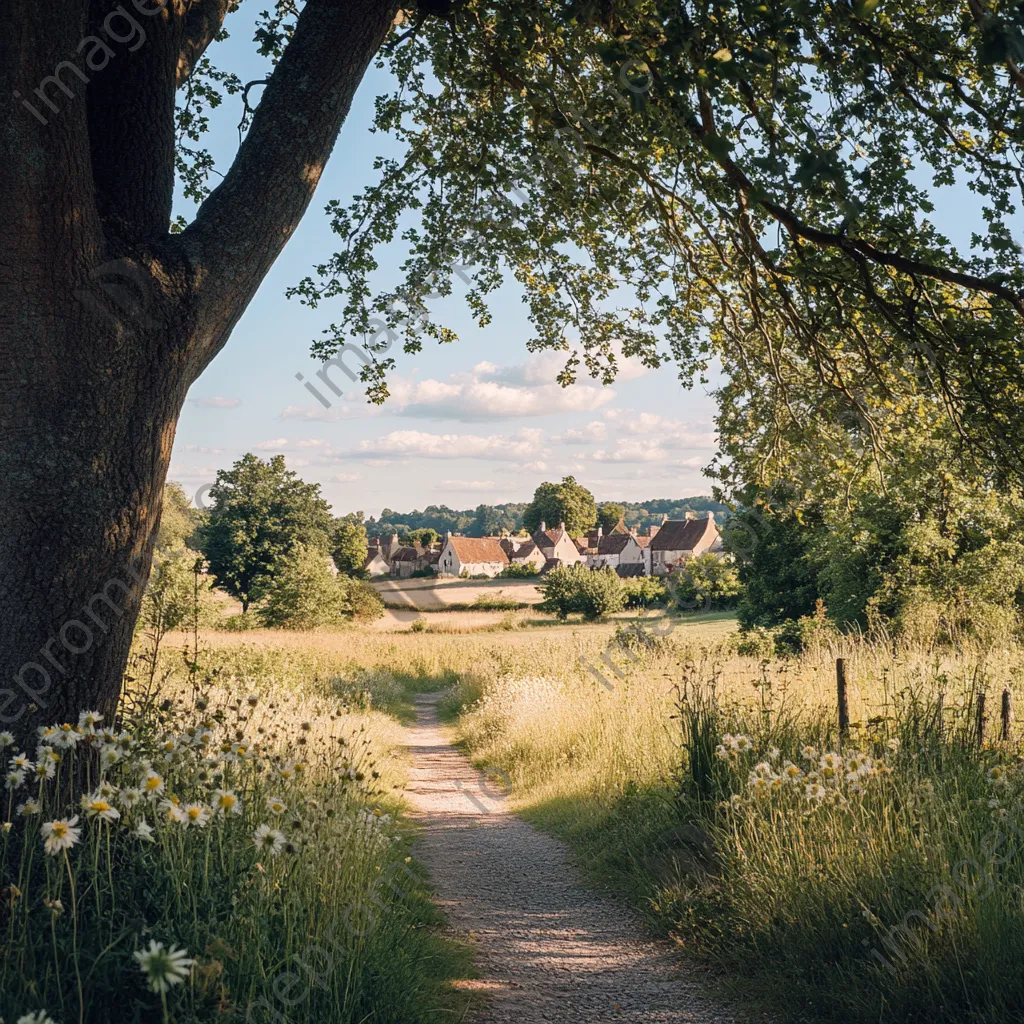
[403,692,737,1024]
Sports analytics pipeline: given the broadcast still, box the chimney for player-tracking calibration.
[597,526,603,540]
[539,520,546,533]
[558,521,565,532]
[685,511,697,520]
[706,511,715,523]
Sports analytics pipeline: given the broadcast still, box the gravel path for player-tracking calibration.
[404,692,738,1024]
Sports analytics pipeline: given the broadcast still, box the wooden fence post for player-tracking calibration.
[976,691,987,748]
[836,657,850,743]
[1001,688,1013,742]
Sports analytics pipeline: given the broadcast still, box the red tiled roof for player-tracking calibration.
[448,537,510,564]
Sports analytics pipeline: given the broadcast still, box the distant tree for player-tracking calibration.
[523,477,597,536]
[669,554,742,611]
[260,544,349,630]
[406,527,441,548]
[332,512,369,578]
[540,564,623,621]
[157,482,201,552]
[202,455,333,614]
[598,503,626,534]
[472,503,515,536]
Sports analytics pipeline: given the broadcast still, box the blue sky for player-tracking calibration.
[170,12,721,517]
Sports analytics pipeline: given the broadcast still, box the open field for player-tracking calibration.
[371,575,545,609]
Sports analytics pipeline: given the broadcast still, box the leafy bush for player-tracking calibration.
[260,545,350,629]
[621,575,667,608]
[668,553,742,611]
[348,579,385,622]
[539,564,624,621]
[410,616,428,632]
[140,548,221,632]
[471,593,526,611]
[500,563,539,579]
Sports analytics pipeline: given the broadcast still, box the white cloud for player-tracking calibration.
[437,479,498,492]
[615,413,717,449]
[182,445,226,455]
[560,421,607,443]
[188,396,241,409]
[328,428,544,462]
[295,438,328,449]
[254,438,289,451]
[592,438,707,466]
[280,404,382,422]
[523,461,548,472]
[330,473,361,483]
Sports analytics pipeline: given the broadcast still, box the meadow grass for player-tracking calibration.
[1,632,475,1024]
[405,617,1024,1024]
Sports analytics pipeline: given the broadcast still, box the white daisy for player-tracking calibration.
[77,710,103,734]
[182,803,211,828]
[253,823,285,857]
[134,819,156,842]
[41,816,82,855]
[133,939,193,993]
[213,789,242,816]
[80,792,120,823]
[265,795,287,815]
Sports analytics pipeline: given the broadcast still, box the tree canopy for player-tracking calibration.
[522,476,598,535]
[269,0,1024,487]
[202,454,333,613]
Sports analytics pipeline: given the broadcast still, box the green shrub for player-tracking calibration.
[668,553,742,611]
[140,548,221,632]
[621,575,667,608]
[410,616,428,632]
[500,563,540,579]
[260,545,350,629]
[539,564,624,621]
[349,579,385,621]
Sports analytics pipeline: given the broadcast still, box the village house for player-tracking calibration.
[643,513,723,576]
[580,517,645,570]
[363,540,391,578]
[389,539,441,578]
[437,536,510,577]
[531,521,583,571]
[501,537,546,573]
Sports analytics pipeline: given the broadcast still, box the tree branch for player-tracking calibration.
[180,0,399,374]
[176,0,232,86]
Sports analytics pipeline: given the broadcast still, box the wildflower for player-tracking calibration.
[887,737,901,753]
[33,760,56,782]
[161,800,187,825]
[0,730,14,748]
[120,788,143,810]
[41,816,81,856]
[142,771,165,797]
[783,762,803,781]
[749,776,770,797]
[77,710,103,734]
[5,769,26,791]
[732,735,752,753]
[752,761,773,777]
[729,793,743,808]
[253,824,285,857]
[53,725,83,750]
[37,726,59,744]
[96,779,117,800]
[81,792,120,823]
[43,897,65,916]
[265,795,287,815]
[17,798,41,816]
[183,804,211,828]
[801,745,818,761]
[35,745,61,764]
[988,766,1004,781]
[98,744,121,767]
[213,789,241,816]
[133,939,194,993]
[17,1011,58,1024]
[134,819,155,843]
[805,783,826,802]
[768,747,780,761]
[9,752,32,770]
[714,745,730,761]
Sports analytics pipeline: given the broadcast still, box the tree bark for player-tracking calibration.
[0,0,399,741]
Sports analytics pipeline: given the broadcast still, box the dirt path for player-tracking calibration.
[403,692,737,1024]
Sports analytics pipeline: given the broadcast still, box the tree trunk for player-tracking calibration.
[0,257,194,738]
[0,0,399,744]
